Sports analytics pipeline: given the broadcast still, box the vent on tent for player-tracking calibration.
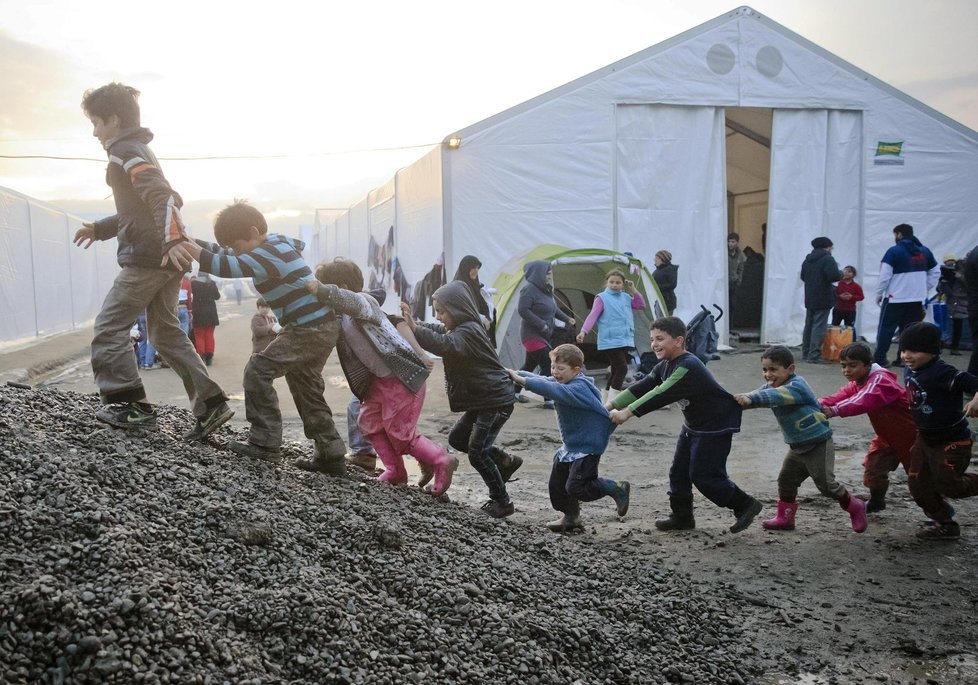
[755,46,784,78]
[707,43,735,75]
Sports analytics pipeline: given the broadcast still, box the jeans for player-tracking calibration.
[448,405,514,502]
[802,308,831,361]
[873,300,924,365]
[549,454,616,515]
[177,304,191,336]
[346,396,375,455]
[668,428,737,507]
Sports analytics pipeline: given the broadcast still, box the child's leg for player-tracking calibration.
[564,454,618,502]
[605,348,629,391]
[346,396,376,457]
[549,459,578,515]
[656,429,696,530]
[924,438,978,501]
[449,407,513,503]
[863,437,900,510]
[802,440,868,532]
[686,433,737,507]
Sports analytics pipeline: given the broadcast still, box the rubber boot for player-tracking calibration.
[762,500,798,531]
[655,496,695,531]
[295,438,346,475]
[611,481,630,517]
[372,441,408,486]
[842,493,868,533]
[546,512,584,533]
[728,487,763,533]
[865,487,887,513]
[409,435,458,497]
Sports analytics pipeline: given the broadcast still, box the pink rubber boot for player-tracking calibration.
[762,500,798,531]
[372,435,408,486]
[843,493,868,533]
[410,435,458,497]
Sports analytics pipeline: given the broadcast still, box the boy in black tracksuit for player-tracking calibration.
[402,281,523,518]
[899,322,978,540]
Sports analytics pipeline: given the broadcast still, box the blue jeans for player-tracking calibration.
[668,428,736,507]
[178,305,191,336]
[449,405,514,502]
[346,395,375,455]
[136,311,156,367]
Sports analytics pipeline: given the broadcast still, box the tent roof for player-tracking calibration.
[444,5,978,145]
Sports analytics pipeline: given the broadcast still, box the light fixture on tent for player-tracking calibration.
[447,136,462,149]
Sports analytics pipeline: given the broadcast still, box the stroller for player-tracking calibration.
[685,304,723,364]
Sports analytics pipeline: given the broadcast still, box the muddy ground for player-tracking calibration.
[14,300,978,684]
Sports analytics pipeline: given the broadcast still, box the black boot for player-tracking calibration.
[728,487,763,533]
[864,486,887,513]
[655,496,695,531]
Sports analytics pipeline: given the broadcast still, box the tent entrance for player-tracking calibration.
[725,107,772,339]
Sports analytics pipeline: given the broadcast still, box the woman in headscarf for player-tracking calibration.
[453,255,496,345]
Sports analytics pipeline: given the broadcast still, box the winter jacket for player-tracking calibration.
[728,248,746,286]
[310,283,429,401]
[820,365,916,456]
[745,374,832,448]
[413,281,514,412]
[905,358,978,445]
[518,260,569,345]
[965,244,978,318]
[93,127,187,269]
[938,262,969,319]
[653,262,678,313]
[190,277,221,328]
[196,235,329,328]
[520,372,614,456]
[833,279,864,314]
[800,248,842,310]
[876,238,939,304]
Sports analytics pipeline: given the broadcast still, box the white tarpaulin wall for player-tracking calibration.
[0,186,118,347]
[765,109,863,343]
[616,104,728,333]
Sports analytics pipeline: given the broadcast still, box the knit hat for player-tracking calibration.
[943,253,957,264]
[899,322,942,355]
[655,250,672,264]
[811,237,833,249]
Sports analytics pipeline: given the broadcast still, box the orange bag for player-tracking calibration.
[822,326,854,361]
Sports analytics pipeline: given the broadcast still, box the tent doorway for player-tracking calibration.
[725,107,772,339]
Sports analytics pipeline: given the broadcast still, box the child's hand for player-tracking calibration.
[965,395,978,418]
[506,368,525,385]
[421,355,434,372]
[624,279,636,294]
[162,241,196,271]
[304,279,319,294]
[399,302,416,329]
[73,223,97,249]
[734,394,752,407]
[610,407,632,425]
[575,332,585,344]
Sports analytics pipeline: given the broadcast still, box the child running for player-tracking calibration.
[401,281,523,517]
[305,258,458,496]
[610,316,762,533]
[898,322,978,540]
[576,268,646,403]
[508,343,629,532]
[734,346,867,533]
[818,342,916,513]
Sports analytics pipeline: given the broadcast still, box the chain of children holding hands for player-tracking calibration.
[72,82,978,535]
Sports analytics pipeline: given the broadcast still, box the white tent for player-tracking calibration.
[307,5,978,345]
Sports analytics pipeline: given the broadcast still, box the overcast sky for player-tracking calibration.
[1,0,976,237]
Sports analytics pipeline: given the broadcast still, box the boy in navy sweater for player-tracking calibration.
[899,322,978,540]
[610,316,762,533]
[508,344,629,532]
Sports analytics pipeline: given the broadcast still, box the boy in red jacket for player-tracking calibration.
[819,342,917,513]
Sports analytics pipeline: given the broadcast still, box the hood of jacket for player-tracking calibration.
[523,260,553,293]
[896,237,923,256]
[432,280,482,327]
[105,126,154,151]
[803,248,833,268]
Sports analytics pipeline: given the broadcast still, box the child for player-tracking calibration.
[818,342,917,513]
[250,297,281,353]
[401,281,523,517]
[306,258,457,496]
[734,346,867,533]
[610,316,762,533]
[508,344,629,532]
[832,266,864,328]
[576,268,646,403]
[71,82,232,441]
[184,200,346,473]
[898,322,978,540]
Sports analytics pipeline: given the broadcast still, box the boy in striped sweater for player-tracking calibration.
[185,201,346,473]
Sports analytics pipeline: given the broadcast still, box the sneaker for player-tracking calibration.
[345,452,378,471]
[229,440,282,464]
[612,481,631,517]
[497,455,524,483]
[183,402,234,442]
[514,393,530,404]
[730,497,763,533]
[481,499,515,518]
[916,521,960,540]
[542,400,555,410]
[96,402,157,429]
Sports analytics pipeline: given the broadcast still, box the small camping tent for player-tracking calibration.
[493,245,666,369]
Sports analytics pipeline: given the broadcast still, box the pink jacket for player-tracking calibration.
[820,365,916,456]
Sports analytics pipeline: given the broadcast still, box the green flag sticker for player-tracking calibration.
[874,141,905,165]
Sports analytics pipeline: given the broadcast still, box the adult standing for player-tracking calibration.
[191,273,221,366]
[873,224,940,368]
[652,250,678,314]
[727,233,746,324]
[800,237,842,363]
[964,243,978,375]
[516,260,574,408]
[453,254,496,345]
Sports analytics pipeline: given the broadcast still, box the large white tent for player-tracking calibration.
[310,5,978,345]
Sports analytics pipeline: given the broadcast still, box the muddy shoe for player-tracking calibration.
[183,402,234,442]
[345,452,378,471]
[730,497,763,533]
[96,402,158,429]
[916,521,960,540]
[481,499,515,519]
[612,481,631,517]
[497,455,524,483]
[655,496,695,531]
[229,440,282,464]
[546,513,583,533]
[417,460,435,489]
[296,448,346,476]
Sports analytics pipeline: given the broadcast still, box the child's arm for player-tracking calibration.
[821,377,904,418]
[852,282,864,303]
[576,298,604,342]
[965,394,978,418]
[507,368,526,387]
[734,393,753,407]
[952,372,978,417]
[396,319,434,371]
[744,382,810,409]
[305,282,378,321]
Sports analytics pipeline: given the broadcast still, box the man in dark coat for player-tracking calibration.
[965,243,978,375]
[800,237,842,363]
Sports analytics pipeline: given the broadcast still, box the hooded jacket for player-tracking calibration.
[800,248,842,310]
[518,260,569,345]
[876,237,939,304]
[413,281,514,411]
[652,262,678,313]
[93,127,187,269]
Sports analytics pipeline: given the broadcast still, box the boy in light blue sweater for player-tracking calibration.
[735,346,867,533]
[508,344,629,532]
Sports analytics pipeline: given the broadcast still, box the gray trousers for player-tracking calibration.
[777,438,845,501]
[92,266,225,417]
[802,307,831,361]
[243,318,345,454]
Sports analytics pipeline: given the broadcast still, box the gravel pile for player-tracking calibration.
[0,386,761,684]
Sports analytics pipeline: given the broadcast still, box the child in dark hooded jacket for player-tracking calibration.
[402,281,523,517]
